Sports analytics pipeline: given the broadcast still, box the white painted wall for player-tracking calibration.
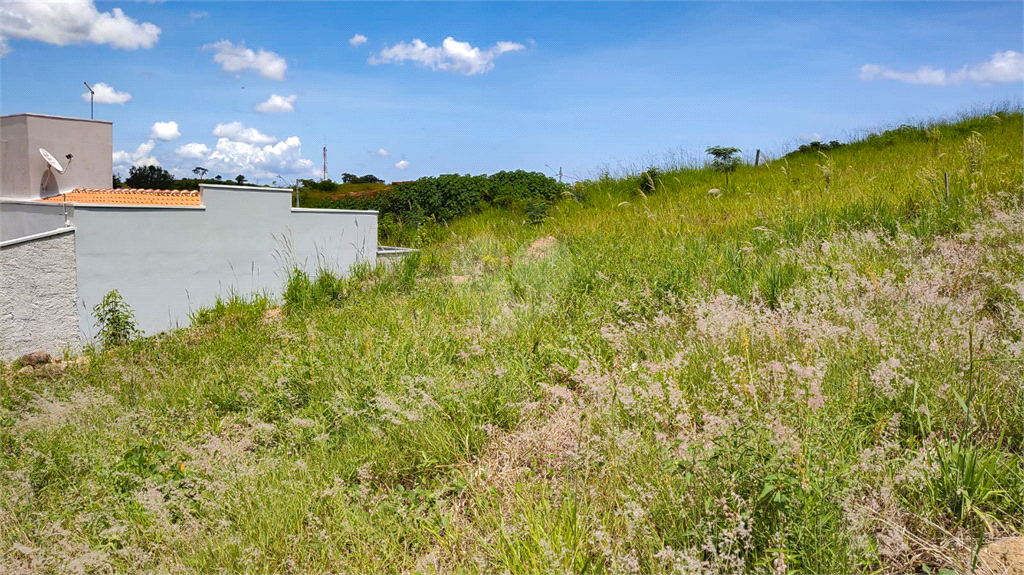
[1,200,71,242]
[0,228,80,360]
[0,114,113,199]
[73,184,376,340]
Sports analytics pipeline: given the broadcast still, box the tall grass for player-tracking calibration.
[2,108,1021,574]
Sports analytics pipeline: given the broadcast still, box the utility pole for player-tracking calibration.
[83,82,95,119]
[559,166,562,183]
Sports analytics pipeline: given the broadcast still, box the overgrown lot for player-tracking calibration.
[2,109,1022,574]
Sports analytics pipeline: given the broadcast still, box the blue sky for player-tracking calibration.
[1,1,1021,184]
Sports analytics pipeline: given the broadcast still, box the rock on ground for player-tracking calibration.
[19,350,52,366]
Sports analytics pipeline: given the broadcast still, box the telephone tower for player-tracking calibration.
[322,145,327,181]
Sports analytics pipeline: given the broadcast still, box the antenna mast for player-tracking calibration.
[322,142,327,181]
[83,82,95,119]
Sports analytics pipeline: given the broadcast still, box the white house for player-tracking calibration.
[0,113,378,360]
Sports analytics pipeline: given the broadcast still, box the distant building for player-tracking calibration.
[1,113,378,360]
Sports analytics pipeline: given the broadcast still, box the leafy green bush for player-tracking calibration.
[92,289,140,348]
[390,173,489,223]
[486,170,563,208]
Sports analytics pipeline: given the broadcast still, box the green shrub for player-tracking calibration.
[92,289,141,348]
[486,170,564,208]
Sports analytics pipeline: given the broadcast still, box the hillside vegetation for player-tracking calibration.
[309,170,566,245]
[297,181,389,208]
[2,109,1022,574]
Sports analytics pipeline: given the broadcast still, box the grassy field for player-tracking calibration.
[2,108,1022,574]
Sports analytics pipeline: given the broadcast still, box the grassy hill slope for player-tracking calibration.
[2,109,1022,574]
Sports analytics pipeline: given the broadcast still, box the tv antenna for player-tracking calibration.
[40,147,73,190]
[83,82,95,119]
[40,148,73,224]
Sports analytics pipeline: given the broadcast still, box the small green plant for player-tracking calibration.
[917,335,1016,533]
[112,442,186,494]
[758,261,797,310]
[706,145,742,186]
[92,289,140,348]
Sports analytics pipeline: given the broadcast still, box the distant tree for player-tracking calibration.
[193,166,209,178]
[341,173,382,184]
[793,140,844,156]
[112,172,123,188]
[300,178,338,192]
[125,165,174,189]
[215,175,222,181]
[235,174,247,185]
[705,146,742,186]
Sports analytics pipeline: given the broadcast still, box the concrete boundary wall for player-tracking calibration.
[73,184,377,340]
[0,227,80,360]
[1,200,70,242]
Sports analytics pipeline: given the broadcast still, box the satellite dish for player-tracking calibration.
[40,148,65,173]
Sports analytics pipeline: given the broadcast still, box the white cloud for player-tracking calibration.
[149,121,181,141]
[134,140,155,158]
[961,51,1024,83]
[205,136,315,179]
[859,64,946,85]
[860,51,1024,86]
[204,40,287,80]
[795,132,823,142]
[133,156,160,168]
[82,82,131,104]
[349,33,367,47]
[212,121,277,145]
[113,140,160,170]
[394,160,409,170]
[171,122,315,179]
[189,11,209,22]
[176,143,211,160]
[253,93,297,113]
[0,0,160,54]
[373,148,391,157]
[369,36,525,76]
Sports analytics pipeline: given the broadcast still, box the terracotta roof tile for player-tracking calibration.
[38,188,202,207]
